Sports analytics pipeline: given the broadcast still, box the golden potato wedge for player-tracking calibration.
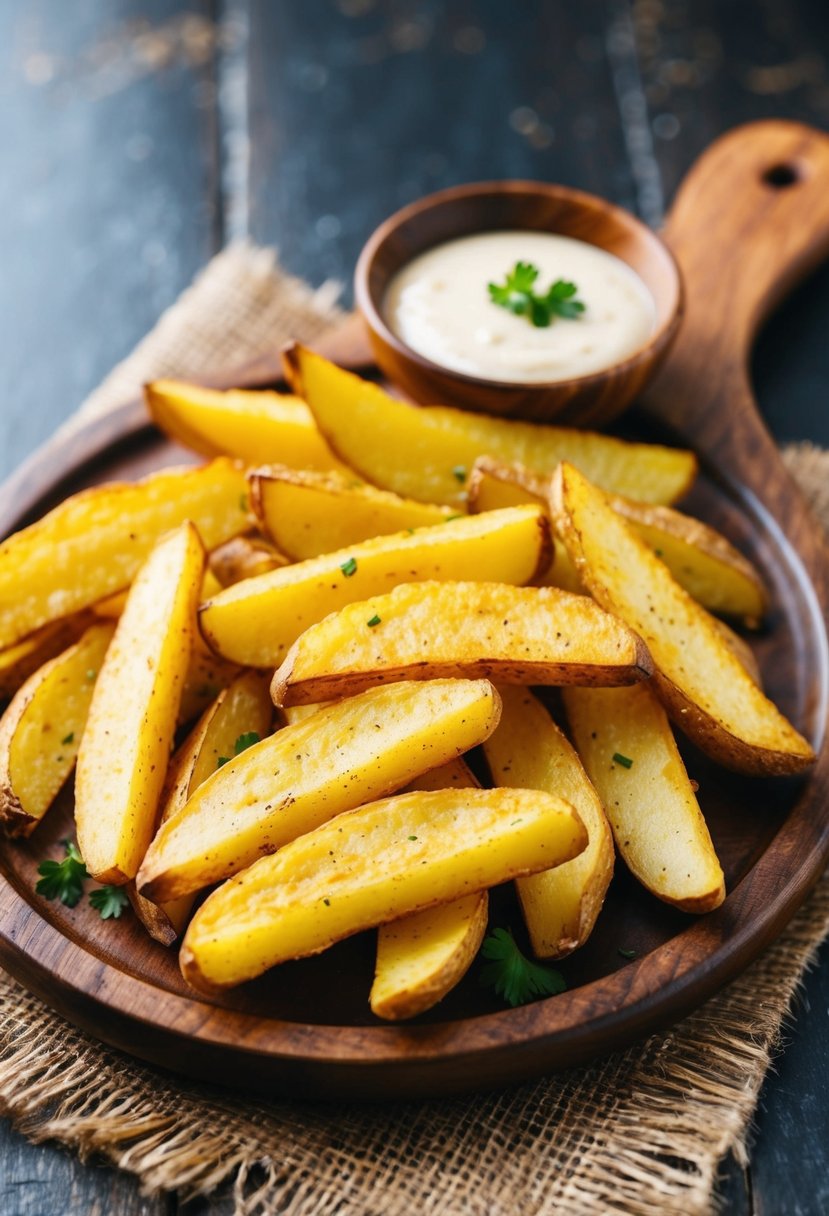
[137,678,502,903]
[0,460,246,650]
[249,465,458,560]
[145,379,347,471]
[278,699,338,725]
[370,893,488,1021]
[551,462,813,775]
[0,622,115,836]
[371,758,487,1020]
[76,523,205,884]
[484,686,614,958]
[271,580,653,707]
[468,457,767,621]
[208,534,289,585]
[0,616,94,700]
[200,506,552,668]
[131,670,273,944]
[93,569,223,622]
[564,684,726,912]
[180,786,587,993]
[283,344,697,507]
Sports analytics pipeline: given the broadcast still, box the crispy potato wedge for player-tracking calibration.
[484,686,614,958]
[180,787,587,993]
[271,580,653,706]
[137,678,502,903]
[93,569,223,622]
[131,670,273,944]
[469,457,767,621]
[0,616,94,700]
[249,465,457,560]
[76,523,205,884]
[283,344,697,507]
[0,460,246,650]
[279,699,338,725]
[145,379,347,471]
[200,506,552,668]
[0,622,115,836]
[564,684,726,912]
[208,534,289,585]
[370,893,488,1021]
[371,758,487,1020]
[551,462,813,775]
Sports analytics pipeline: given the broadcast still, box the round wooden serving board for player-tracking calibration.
[1,122,829,1101]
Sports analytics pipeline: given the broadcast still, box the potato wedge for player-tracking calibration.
[249,465,457,560]
[180,787,587,993]
[468,457,767,621]
[0,460,246,650]
[370,893,488,1021]
[200,506,552,668]
[137,678,502,903]
[551,462,813,775]
[76,523,205,883]
[564,684,726,912]
[130,670,273,945]
[208,535,289,586]
[278,700,337,725]
[371,758,487,1020]
[0,622,115,836]
[283,344,697,507]
[484,686,614,958]
[0,616,93,700]
[271,580,653,706]
[145,379,347,471]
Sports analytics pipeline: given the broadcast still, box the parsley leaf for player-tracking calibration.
[618,946,638,959]
[61,732,75,745]
[340,556,358,577]
[479,927,566,1007]
[367,614,381,627]
[234,731,260,755]
[488,262,586,328]
[612,752,634,769]
[90,884,130,919]
[36,839,88,908]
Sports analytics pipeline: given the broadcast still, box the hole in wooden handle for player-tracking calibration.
[762,162,801,188]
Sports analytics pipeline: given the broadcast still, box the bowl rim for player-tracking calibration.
[354,179,685,398]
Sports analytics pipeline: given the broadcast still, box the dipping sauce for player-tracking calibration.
[383,231,656,383]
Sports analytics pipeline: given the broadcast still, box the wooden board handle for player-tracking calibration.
[643,120,829,497]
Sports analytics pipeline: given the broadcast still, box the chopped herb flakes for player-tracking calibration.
[452,465,467,483]
[618,947,638,960]
[612,752,633,769]
[61,732,75,745]
[367,614,382,627]
[340,556,358,577]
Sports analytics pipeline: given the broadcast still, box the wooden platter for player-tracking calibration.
[1,122,829,1101]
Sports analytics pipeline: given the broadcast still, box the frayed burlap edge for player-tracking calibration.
[1,244,828,1216]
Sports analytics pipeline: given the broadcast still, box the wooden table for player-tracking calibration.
[1,2,828,1211]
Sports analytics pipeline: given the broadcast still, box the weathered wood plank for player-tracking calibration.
[247,0,634,296]
[0,0,220,479]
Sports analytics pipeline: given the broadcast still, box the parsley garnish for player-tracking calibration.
[90,884,130,919]
[479,927,566,1008]
[612,752,633,769]
[367,614,381,627]
[217,731,261,770]
[452,465,467,483]
[488,262,586,328]
[618,947,638,959]
[408,835,418,841]
[340,556,358,577]
[36,839,88,908]
[61,732,75,745]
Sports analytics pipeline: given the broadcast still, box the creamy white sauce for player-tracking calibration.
[384,230,656,383]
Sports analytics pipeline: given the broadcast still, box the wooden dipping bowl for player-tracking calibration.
[354,180,684,426]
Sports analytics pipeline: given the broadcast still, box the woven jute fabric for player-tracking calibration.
[2,242,828,1216]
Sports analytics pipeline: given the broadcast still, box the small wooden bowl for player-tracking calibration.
[354,181,683,426]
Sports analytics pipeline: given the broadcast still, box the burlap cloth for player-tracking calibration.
[2,244,828,1216]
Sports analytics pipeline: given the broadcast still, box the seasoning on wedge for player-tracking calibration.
[271,580,652,706]
[551,462,814,776]
[0,460,246,650]
[484,686,614,958]
[282,343,697,507]
[0,622,115,837]
[137,678,502,903]
[199,506,552,668]
[76,523,205,884]
[180,787,587,994]
[129,670,274,945]
[564,683,726,913]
